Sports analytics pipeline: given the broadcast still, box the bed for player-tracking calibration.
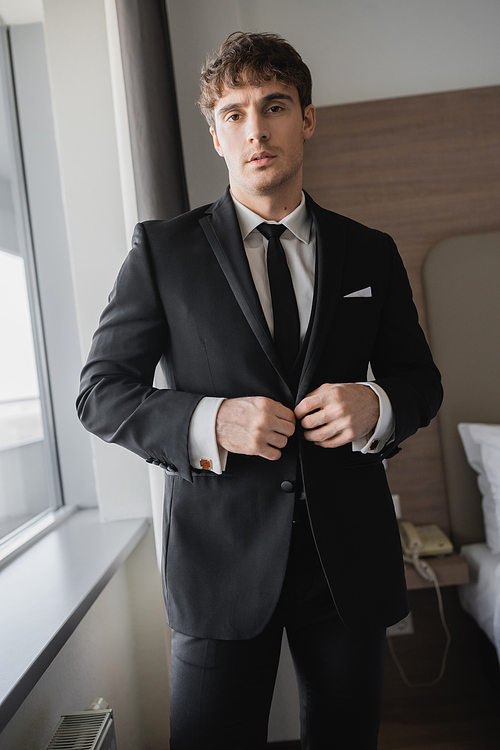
[423,230,500,662]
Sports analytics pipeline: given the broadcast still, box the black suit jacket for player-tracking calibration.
[77,189,442,639]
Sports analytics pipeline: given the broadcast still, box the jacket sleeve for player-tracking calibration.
[76,223,203,482]
[371,235,443,460]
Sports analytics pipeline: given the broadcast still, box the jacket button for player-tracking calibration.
[166,465,177,473]
[281,480,294,493]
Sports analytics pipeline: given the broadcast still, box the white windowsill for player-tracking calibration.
[0,508,149,732]
[0,505,77,568]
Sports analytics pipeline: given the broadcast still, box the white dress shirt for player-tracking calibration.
[188,193,394,474]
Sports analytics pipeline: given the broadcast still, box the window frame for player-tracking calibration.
[0,23,63,562]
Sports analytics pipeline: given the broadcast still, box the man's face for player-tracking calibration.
[210,80,315,204]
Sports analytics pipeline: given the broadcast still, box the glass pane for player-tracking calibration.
[0,28,59,542]
[0,250,44,447]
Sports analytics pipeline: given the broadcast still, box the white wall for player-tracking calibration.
[238,0,500,106]
[0,0,42,24]
[0,529,170,750]
[167,0,500,208]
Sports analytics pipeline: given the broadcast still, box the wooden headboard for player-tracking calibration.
[303,85,500,539]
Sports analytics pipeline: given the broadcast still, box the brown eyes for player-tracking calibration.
[225,106,283,122]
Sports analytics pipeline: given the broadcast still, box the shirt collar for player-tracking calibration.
[231,191,312,244]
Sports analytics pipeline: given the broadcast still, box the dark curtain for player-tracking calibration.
[115,0,189,221]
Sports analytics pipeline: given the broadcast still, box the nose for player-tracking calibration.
[246,112,269,143]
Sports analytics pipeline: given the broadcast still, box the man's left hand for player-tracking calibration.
[294,383,379,448]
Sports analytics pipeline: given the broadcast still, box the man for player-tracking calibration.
[78,32,442,749]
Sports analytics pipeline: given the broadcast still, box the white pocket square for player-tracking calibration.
[343,286,372,298]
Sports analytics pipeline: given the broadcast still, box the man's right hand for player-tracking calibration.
[215,397,295,460]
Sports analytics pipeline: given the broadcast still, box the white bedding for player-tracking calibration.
[459,543,500,659]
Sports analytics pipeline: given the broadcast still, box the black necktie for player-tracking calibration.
[257,223,300,375]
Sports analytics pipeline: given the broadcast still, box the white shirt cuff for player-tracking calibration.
[352,382,395,454]
[188,397,228,474]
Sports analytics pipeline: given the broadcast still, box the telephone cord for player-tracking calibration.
[387,551,451,688]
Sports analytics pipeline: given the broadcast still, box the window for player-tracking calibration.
[0,25,62,548]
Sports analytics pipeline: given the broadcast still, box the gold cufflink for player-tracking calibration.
[369,439,379,451]
[200,458,212,470]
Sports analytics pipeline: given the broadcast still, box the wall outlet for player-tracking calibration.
[386,611,414,636]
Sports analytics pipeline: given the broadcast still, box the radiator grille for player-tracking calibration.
[45,709,115,750]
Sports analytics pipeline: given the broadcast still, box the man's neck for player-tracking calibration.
[229,184,303,222]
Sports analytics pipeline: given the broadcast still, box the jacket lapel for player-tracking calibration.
[199,189,292,397]
[296,194,347,403]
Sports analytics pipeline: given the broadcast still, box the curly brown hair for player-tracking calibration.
[199,32,312,129]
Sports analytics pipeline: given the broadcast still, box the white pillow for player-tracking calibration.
[458,423,500,553]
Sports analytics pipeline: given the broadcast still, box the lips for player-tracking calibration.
[248,151,275,163]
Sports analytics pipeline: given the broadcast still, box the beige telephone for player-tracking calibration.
[399,522,453,558]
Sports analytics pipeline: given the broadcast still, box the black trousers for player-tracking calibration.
[170,520,386,749]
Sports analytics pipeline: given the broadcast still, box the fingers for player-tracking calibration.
[215,385,379,458]
[299,408,331,431]
[249,397,295,438]
[294,384,329,420]
[313,434,351,449]
[295,384,341,431]
[304,422,358,448]
[215,396,295,459]
[258,443,283,461]
[275,414,296,438]
[252,399,295,459]
[273,401,296,428]
[295,383,380,448]
[301,414,354,445]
